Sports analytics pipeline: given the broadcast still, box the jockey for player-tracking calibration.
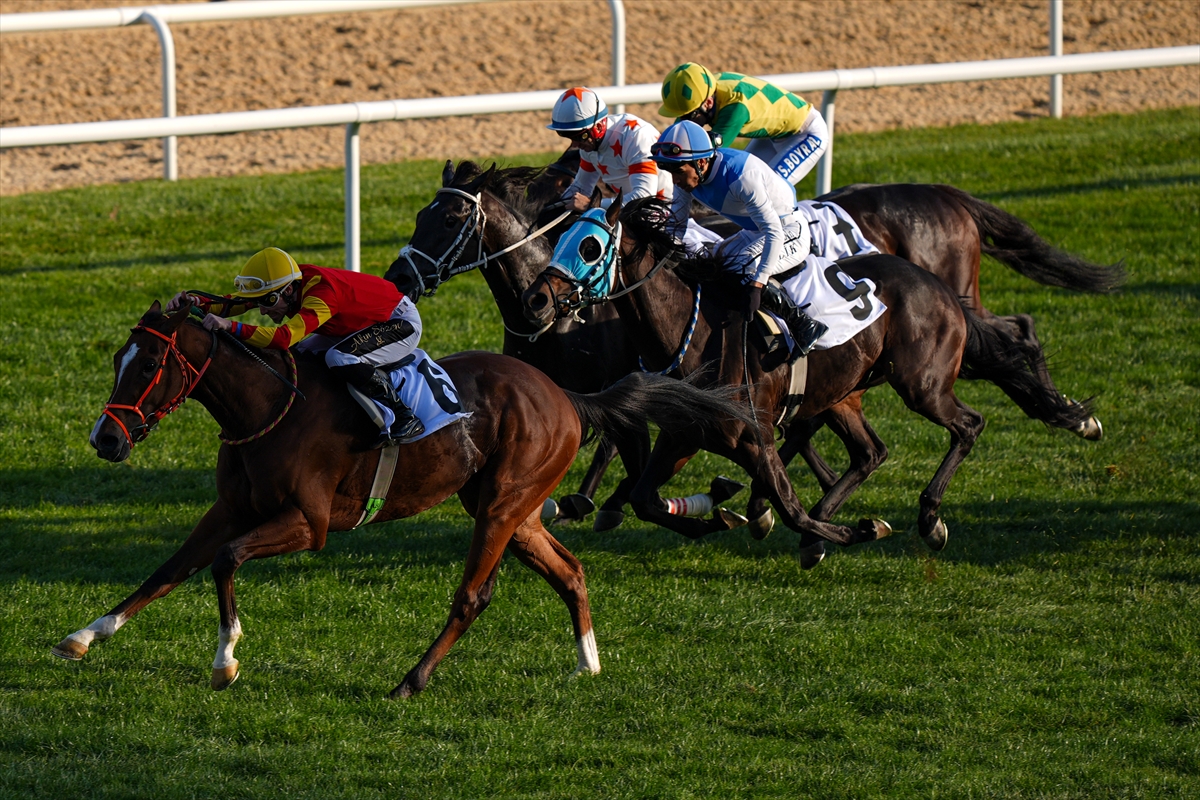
[651,120,827,355]
[166,247,425,445]
[659,63,828,190]
[548,86,721,254]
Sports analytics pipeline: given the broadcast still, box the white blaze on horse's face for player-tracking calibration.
[117,342,140,385]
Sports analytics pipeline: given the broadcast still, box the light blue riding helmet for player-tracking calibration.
[650,119,716,164]
[548,208,620,302]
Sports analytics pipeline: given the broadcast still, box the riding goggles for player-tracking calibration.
[233,273,295,296]
[650,141,713,161]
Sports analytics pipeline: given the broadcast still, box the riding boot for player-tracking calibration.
[761,283,828,357]
[361,368,425,444]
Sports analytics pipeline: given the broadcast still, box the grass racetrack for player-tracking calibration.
[0,107,1197,798]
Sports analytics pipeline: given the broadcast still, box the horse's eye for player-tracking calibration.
[141,359,158,376]
[579,236,603,264]
[444,214,460,229]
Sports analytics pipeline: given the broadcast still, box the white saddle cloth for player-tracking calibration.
[795,199,880,261]
[371,349,471,440]
[780,256,888,350]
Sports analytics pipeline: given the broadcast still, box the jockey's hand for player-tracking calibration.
[166,291,197,313]
[741,282,763,318]
[201,313,232,333]
[565,192,592,213]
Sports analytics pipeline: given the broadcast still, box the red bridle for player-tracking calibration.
[101,324,216,449]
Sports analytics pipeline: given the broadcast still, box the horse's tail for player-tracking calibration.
[957,303,1093,431]
[566,372,755,445]
[936,184,1126,293]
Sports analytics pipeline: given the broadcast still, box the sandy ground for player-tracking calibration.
[1,0,1197,195]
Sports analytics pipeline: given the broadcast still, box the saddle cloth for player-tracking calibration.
[358,348,471,441]
[795,199,880,260]
[779,255,888,350]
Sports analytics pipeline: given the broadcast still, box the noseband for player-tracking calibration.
[102,324,217,448]
[395,187,571,298]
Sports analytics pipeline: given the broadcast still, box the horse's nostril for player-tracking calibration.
[529,293,548,311]
[96,434,118,451]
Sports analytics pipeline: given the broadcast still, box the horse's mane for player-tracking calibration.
[618,197,735,287]
[451,157,573,226]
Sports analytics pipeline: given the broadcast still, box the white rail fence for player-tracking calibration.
[0,0,629,180]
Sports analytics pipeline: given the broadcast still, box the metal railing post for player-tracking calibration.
[815,89,836,197]
[608,0,626,113]
[1050,0,1063,118]
[139,11,177,180]
[344,122,361,272]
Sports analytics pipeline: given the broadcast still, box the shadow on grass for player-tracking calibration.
[3,466,1198,586]
[978,173,1200,204]
[6,238,406,275]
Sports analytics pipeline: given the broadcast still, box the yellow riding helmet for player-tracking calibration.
[659,62,716,118]
[233,247,301,298]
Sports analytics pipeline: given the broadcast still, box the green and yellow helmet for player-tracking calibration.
[233,247,301,298]
[659,62,716,118]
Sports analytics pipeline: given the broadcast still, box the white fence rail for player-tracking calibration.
[0,0,628,180]
[3,44,1197,270]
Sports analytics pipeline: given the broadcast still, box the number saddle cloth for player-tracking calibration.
[348,348,472,441]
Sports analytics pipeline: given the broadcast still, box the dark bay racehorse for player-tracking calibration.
[385,159,644,527]
[57,303,751,697]
[390,153,1112,528]
[523,197,1091,566]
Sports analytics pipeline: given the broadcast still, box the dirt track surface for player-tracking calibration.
[2,0,1197,195]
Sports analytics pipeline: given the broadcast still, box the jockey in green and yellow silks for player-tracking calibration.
[166,247,425,444]
[659,63,828,190]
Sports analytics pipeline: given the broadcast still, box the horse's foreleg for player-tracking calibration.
[505,512,598,677]
[557,438,617,521]
[809,398,889,523]
[52,500,246,661]
[627,434,736,539]
[592,426,652,532]
[745,415,831,541]
[208,505,328,691]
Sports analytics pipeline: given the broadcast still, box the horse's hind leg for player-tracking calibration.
[557,438,617,521]
[52,499,246,662]
[506,514,599,676]
[893,382,985,551]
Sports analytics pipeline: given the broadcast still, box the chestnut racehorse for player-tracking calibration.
[55,303,751,697]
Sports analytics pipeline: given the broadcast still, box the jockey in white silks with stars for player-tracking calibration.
[651,119,828,355]
[547,86,721,255]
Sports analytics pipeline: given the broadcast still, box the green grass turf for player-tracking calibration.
[0,106,1197,798]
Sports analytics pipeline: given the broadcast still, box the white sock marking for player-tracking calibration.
[213,619,242,669]
[66,613,126,648]
[574,629,601,676]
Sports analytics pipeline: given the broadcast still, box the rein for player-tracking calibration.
[102,323,217,448]
[396,187,570,298]
[102,319,302,450]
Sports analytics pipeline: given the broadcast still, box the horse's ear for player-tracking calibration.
[606,191,623,227]
[587,187,603,210]
[166,304,191,330]
[146,300,162,316]
[441,160,455,187]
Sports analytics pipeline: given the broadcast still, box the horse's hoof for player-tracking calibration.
[716,508,749,530]
[798,542,826,570]
[592,510,625,532]
[541,498,559,520]
[210,661,240,691]
[708,476,745,505]
[570,665,601,678]
[748,508,774,540]
[1073,416,1103,441]
[921,518,948,552]
[556,494,595,521]
[860,518,892,541]
[389,682,418,700]
[51,637,87,661]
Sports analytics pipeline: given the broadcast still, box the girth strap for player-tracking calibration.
[352,445,400,529]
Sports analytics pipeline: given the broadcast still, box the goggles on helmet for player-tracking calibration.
[233,273,293,296]
[651,141,710,160]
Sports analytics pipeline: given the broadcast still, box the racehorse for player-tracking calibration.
[55,302,752,697]
[389,153,1111,530]
[385,159,649,529]
[522,197,1091,565]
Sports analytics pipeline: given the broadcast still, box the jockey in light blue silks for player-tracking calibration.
[650,120,827,355]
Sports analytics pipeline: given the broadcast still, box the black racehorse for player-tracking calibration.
[522,197,1092,567]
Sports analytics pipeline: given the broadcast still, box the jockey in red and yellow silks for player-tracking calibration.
[166,247,425,444]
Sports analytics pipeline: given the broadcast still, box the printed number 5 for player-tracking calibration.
[417,359,464,414]
[823,264,873,321]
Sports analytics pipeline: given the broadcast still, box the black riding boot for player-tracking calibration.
[361,368,425,444]
[761,283,828,357]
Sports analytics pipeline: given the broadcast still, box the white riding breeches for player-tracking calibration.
[296,296,423,370]
[745,108,829,187]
